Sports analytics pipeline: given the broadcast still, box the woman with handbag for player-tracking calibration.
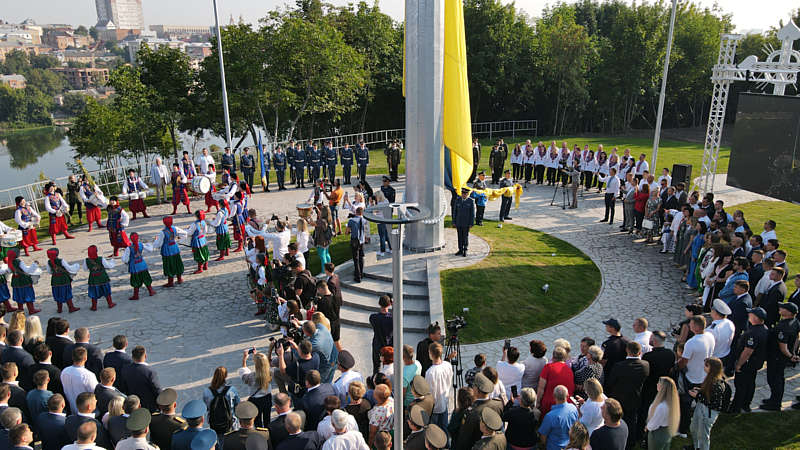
[643,189,662,243]
[239,350,273,427]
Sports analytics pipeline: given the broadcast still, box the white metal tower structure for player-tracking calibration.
[697,21,800,193]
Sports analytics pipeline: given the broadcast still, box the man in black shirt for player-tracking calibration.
[416,323,442,376]
[761,302,800,410]
[314,280,341,345]
[369,295,393,375]
[291,261,316,310]
[275,339,319,399]
[732,307,769,413]
[589,398,628,450]
[640,331,674,436]
[600,318,629,387]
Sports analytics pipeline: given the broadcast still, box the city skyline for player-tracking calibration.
[2,0,798,34]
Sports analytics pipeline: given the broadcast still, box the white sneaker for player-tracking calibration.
[386,249,392,254]
[377,252,385,257]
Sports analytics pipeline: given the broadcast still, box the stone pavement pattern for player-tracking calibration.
[458,173,793,410]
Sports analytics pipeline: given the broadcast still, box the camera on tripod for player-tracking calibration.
[446,315,467,335]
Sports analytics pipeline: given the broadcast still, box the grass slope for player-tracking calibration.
[671,410,800,449]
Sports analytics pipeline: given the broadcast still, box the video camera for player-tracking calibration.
[446,315,467,335]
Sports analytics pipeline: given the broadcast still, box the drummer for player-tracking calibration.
[14,196,42,256]
[208,198,231,261]
[171,163,192,215]
[44,183,76,245]
[186,210,210,274]
[204,164,220,213]
[122,169,150,220]
[7,249,41,314]
[45,248,81,314]
[106,196,131,257]
[0,256,15,312]
[78,175,105,231]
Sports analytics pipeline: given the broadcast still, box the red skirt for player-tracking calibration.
[86,205,102,223]
[129,198,146,213]
[21,228,38,247]
[109,229,130,249]
[205,191,218,208]
[49,215,68,234]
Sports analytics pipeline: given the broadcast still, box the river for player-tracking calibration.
[0,127,231,191]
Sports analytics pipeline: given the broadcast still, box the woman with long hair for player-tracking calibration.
[565,422,590,450]
[313,207,333,267]
[578,378,606,435]
[367,384,393,447]
[202,366,241,434]
[448,386,474,437]
[103,396,125,429]
[295,219,310,264]
[311,311,331,331]
[23,316,44,353]
[686,221,708,289]
[239,350,272,427]
[688,358,727,450]
[645,377,680,450]
[7,310,26,340]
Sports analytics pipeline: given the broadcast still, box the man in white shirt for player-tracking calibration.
[321,410,369,450]
[496,345,525,400]
[195,148,215,175]
[149,157,170,204]
[598,168,620,223]
[632,318,653,354]
[60,347,99,414]
[333,351,363,406]
[657,168,672,187]
[761,220,777,243]
[424,342,453,432]
[678,316,715,386]
[707,299,735,359]
[634,153,649,180]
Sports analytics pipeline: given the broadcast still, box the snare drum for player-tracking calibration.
[192,176,211,194]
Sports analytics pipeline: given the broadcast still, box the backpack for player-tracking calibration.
[718,380,733,413]
[208,385,233,433]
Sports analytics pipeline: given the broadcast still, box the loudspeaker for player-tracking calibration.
[672,164,692,187]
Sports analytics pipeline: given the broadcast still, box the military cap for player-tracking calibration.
[191,429,218,450]
[747,307,767,320]
[126,408,152,431]
[603,318,621,330]
[245,432,271,450]
[473,372,494,394]
[478,171,486,175]
[409,405,429,428]
[182,399,207,419]
[712,299,731,316]
[424,424,448,449]
[480,408,503,431]
[337,350,355,370]
[235,401,259,420]
[410,375,431,396]
[382,176,391,181]
[156,388,178,406]
[779,302,798,314]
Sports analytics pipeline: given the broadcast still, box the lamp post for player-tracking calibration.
[651,0,679,172]
[363,203,429,450]
[212,0,233,149]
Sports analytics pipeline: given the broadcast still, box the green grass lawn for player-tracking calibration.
[670,410,800,449]
[734,200,800,271]
[305,222,376,275]
[440,219,601,344]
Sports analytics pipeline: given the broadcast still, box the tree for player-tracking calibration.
[23,68,68,97]
[89,26,98,40]
[0,50,29,74]
[60,92,88,116]
[75,25,89,36]
[30,54,60,69]
[68,99,122,165]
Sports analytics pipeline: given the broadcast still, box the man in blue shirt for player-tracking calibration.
[719,257,750,304]
[538,385,578,450]
[297,320,338,385]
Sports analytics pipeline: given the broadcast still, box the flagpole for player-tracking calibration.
[212,0,233,149]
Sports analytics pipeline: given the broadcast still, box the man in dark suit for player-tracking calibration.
[62,328,104,379]
[269,393,306,450]
[453,187,475,257]
[1,331,35,391]
[44,319,72,370]
[276,412,323,450]
[0,327,6,358]
[749,251,765,297]
[120,345,161,412]
[103,335,133,390]
[296,370,335,432]
[762,268,787,327]
[789,274,800,307]
[727,281,753,375]
[640,331,675,439]
[605,341,650,449]
[28,343,63,397]
[107,395,138,446]
[0,405,23,449]
[2,362,31,423]
[64,392,111,449]
[93,367,125,418]
[36,394,70,450]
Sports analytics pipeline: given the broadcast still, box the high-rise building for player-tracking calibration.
[95,0,144,38]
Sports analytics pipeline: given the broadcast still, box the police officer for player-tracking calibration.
[150,388,187,450]
[286,140,296,185]
[172,400,217,450]
[310,143,322,184]
[425,424,448,450]
[405,405,429,450]
[241,147,256,189]
[293,143,306,188]
[222,147,236,179]
[273,146,287,191]
[222,401,270,450]
[339,144,354,185]
[324,141,337,182]
[761,302,800,410]
[731,307,769,413]
[380,176,396,203]
[115,408,158,450]
[356,141,370,182]
[190,429,218,450]
[473,408,506,450]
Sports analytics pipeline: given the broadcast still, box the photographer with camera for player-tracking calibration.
[292,260,316,310]
[272,336,319,402]
[315,280,342,350]
[565,160,582,210]
[293,318,339,384]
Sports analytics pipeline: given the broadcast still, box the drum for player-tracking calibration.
[128,192,140,200]
[30,268,43,285]
[296,203,313,221]
[0,230,21,247]
[192,176,211,194]
[89,192,109,209]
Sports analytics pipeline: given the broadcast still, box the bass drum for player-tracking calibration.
[192,176,211,194]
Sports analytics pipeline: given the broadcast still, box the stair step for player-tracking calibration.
[363,271,427,286]
[340,288,429,316]
[340,278,429,300]
[339,305,430,333]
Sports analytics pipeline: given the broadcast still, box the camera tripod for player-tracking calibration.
[550,180,570,209]
[445,332,464,390]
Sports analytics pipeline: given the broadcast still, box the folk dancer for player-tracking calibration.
[44,183,75,244]
[14,196,42,256]
[186,210,210,274]
[219,168,239,203]
[171,163,192,215]
[122,169,150,220]
[83,245,116,310]
[273,146,287,191]
[0,256,15,312]
[181,151,196,180]
[340,143,354,185]
[154,216,187,287]
[78,176,105,231]
[204,165,220,213]
[0,220,16,261]
[121,232,157,300]
[231,192,247,253]
[106,196,131,257]
[7,249,41,313]
[208,199,231,261]
[45,248,80,313]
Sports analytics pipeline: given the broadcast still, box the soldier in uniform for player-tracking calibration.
[241,147,256,190]
[150,389,187,450]
[425,424,448,450]
[403,376,434,438]
[222,401,270,450]
[473,408,506,450]
[340,144,354,185]
[286,140,296,185]
[404,405,429,450]
[273,146,287,191]
[305,140,315,183]
[222,147,237,180]
[310,143,322,184]
[172,400,217,450]
[453,373,504,450]
[468,138,481,184]
[115,408,158,450]
[731,307,769,413]
[293,144,306,189]
[761,302,800,410]
[356,141,370,182]
[324,141,338,182]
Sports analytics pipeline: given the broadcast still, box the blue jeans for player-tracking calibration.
[377,224,391,252]
[690,403,719,450]
[430,412,449,437]
[317,246,331,267]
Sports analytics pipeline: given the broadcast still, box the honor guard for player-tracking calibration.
[286,140,296,185]
[273,146,287,190]
[355,141,370,182]
[241,147,256,189]
[115,408,158,450]
[310,143,322,184]
[150,388,187,450]
[340,144,354,185]
[305,140,315,183]
[324,141,338,182]
[293,144,306,188]
[453,373,504,450]
[222,147,237,179]
[222,401,270,450]
[172,400,217,450]
[404,405,429,450]
[425,424,448,450]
